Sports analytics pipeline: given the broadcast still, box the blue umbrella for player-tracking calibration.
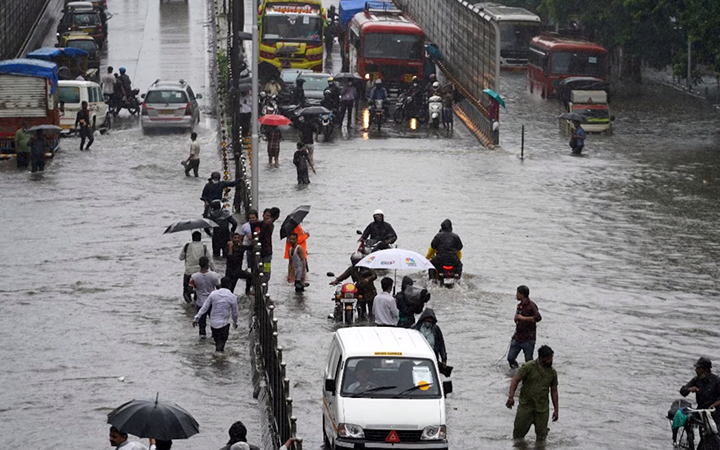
[482,88,505,108]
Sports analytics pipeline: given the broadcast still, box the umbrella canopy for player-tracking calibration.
[482,88,505,108]
[559,112,588,123]
[356,248,435,270]
[333,72,362,82]
[300,106,331,116]
[258,114,292,126]
[107,394,199,440]
[164,218,218,234]
[27,124,62,134]
[280,205,311,239]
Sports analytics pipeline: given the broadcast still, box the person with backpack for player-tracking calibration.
[396,276,419,327]
[179,231,213,303]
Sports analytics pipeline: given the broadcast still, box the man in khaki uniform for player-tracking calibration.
[506,345,559,441]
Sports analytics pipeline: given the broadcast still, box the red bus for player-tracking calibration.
[345,3,425,90]
[527,34,608,98]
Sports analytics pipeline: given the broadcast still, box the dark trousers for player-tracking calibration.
[507,339,535,368]
[185,158,199,177]
[239,113,251,137]
[16,152,30,169]
[195,304,211,336]
[211,324,230,352]
[227,269,250,293]
[79,127,94,150]
[296,166,310,185]
[31,154,46,172]
[341,100,353,127]
[183,274,193,303]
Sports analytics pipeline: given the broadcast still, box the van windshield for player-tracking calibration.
[59,86,81,104]
[341,357,441,398]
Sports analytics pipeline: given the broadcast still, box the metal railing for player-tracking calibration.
[1,0,50,60]
[251,234,302,450]
[393,0,500,144]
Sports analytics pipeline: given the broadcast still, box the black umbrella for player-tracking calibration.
[107,394,199,440]
[333,72,362,82]
[280,205,311,239]
[164,218,218,234]
[559,112,588,123]
[300,106,331,116]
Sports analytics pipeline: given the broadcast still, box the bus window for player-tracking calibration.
[363,33,422,60]
[551,52,605,77]
[263,15,322,41]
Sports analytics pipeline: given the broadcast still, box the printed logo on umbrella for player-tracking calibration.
[405,257,417,267]
[381,260,394,265]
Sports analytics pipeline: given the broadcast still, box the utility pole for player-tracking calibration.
[251,0,259,209]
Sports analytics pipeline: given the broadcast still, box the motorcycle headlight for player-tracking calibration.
[421,425,446,440]
[338,423,365,439]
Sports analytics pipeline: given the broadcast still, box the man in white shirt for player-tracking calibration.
[180,231,213,303]
[373,277,399,326]
[183,132,200,177]
[101,66,116,97]
[189,256,221,338]
[193,277,238,352]
[109,426,155,450]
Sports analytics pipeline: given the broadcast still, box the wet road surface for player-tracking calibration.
[2,0,720,449]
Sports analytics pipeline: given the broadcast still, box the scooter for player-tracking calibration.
[317,112,334,141]
[326,272,360,325]
[427,94,443,129]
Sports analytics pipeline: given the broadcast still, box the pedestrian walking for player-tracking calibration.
[240,209,258,294]
[442,89,454,130]
[239,90,252,137]
[109,426,156,450]
[266,126,282,167]
[506,345,559,442]
[284,223,308,272]
[373,277,398,326]
[201,172,238,217]
[395,276,418,328]
[207,200,238,257]
[219,421,261,450]
[412,308,449,375]
[226,232,250,293]
[340,81,357,128]
[179,231,213,303]
[29,129,48,173]
[507,285,542,369]
[183,132,201,177]
[293,142,315,186]
[250,207,280,283]
[189,256,221,339]
[287,232,309,292]
[14,122,31,169]
[75,100,95,150]
[296,116,315,164]
[193,277,238,352]
[570,120,586,155]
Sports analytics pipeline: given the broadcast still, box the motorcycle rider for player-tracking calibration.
[293,78,306,107]
[405,76,424,117]
[426,219,463,280]
[360,209,397,251]
[368,79,389,118]
[118,67,132,97]
[425,74,438,97]
[326,77,341,110]
[329,252,378,320]
[320,89,336,112]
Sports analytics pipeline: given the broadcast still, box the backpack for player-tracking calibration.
[404,285,430,314]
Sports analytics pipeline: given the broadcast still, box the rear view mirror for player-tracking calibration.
[325,379,336,393]
[443,380,453,396]
[140,93,146,99]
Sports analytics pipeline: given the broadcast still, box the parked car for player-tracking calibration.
[297,73,332,106]
[279,68,313,88]
[57,80,111,134]
[59,32,100,70]
[140,79,202,132]
[56,7,107,46]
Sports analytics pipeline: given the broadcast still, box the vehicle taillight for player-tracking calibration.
[184,103,192,116]
[71,25,76,31]
[259,51,276,59]
[97,24,103,32]
[141,102,148,115]
[442,265,453,271]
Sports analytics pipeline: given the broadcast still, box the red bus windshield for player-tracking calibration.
[363,33,423,60]
[551,51,605,77]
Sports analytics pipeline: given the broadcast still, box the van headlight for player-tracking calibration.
[338,423,365,439]
[421,425,446,440]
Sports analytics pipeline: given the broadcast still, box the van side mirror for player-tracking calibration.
[443,380,453,396]
[140,93,146,99]
[325,379,336,393]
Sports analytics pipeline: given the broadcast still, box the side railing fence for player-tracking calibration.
[1,0,51,60]
[394,0,500,145]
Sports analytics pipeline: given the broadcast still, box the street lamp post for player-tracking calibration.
[251,1,260,209]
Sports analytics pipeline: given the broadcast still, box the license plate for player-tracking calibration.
[345,305,353,310]
[444,278,455,285]
[159,110,175,115]
[0,140,11,149]
[81,28,94,33]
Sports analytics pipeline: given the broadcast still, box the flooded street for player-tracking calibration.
[1,0,720,449]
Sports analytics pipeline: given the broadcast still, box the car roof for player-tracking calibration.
[148,80,191,90]
[58,80,101,88]
[334,327,435,359]
[298,73,331,79]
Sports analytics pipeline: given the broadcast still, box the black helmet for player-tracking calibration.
[211,171,221,181]
[350,252,363,265]
[695,357,712,370]
[210,199,222,210]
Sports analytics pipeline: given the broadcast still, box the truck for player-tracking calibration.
[0,59,61,158]
[558,77,613,134]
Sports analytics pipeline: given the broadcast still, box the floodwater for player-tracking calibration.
[2,1,720,450]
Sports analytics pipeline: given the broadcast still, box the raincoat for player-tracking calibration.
[412,308,446,363]
[426,219,462,261]
[284,224,308,259]
[395,276,417,327]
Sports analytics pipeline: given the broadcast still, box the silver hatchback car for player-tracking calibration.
[140,79,202,131]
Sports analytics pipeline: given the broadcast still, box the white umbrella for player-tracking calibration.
[356,248,435,270]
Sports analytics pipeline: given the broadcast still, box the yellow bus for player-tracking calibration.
[258,0,325,73]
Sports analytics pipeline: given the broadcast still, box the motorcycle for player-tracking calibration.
[326,272,360,325]
[427,94,443,129]
[393,92,427,125]
[109,89,140,117]
[368,99,386,132]
[316,112,334,141]
[429,259,462,288]
[279,104,303,127]
[354,230,389,256]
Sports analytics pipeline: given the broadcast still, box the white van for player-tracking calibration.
[57,80,110,134]
[322,327,451,450]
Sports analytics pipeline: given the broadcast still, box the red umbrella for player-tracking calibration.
[258,114,292,126]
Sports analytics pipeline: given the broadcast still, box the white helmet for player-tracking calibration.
[373,209,384,216]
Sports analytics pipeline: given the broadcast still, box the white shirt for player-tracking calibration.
[239,94,252,114]
[117,441,150,450]
[241,221,252,245]
[180,241,213,275]
[190,270,221,307]
[195,288,238,328]
[373,291,399,326]
[189,141,200,160]
[101,73,115,95]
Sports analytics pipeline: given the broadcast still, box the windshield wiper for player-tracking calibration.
[393,383,434,398]
[350,385,397,398]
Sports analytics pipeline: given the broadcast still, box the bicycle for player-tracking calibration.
[672,408,720,450]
